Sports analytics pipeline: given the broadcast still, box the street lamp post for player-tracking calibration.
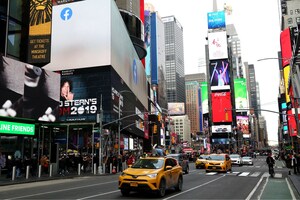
[118,90,133,156]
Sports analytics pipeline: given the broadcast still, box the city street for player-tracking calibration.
[0,156,298,199]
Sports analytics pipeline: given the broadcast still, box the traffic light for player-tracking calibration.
[153,124,157,134]
[133,138,138,149]
[158,113,161,122]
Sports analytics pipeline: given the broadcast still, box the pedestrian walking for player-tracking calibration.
[292,153,298,174]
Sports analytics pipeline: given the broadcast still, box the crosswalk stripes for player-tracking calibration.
[201,171,282,178]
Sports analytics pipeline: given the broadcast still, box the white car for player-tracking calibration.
[242,156,253,165]
[229,154,243,166]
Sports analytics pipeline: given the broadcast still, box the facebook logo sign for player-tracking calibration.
[60,7,72,21]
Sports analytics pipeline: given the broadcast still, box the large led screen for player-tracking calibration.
[168,103,185,116]
[201,82,208,114]
[209,59,230,91]
[283,65,291,104]
[58,68,101,122]
[287,109,297,137]
[234,78,248,110]
[236,116,250,138]
[208,31,228,60]
[0,56,60,121]
[211,92,232,123]
[207,11,226,29]
[211,125,231,133]
[211,138,229,144]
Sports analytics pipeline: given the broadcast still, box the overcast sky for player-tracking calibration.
[145,0,282,145]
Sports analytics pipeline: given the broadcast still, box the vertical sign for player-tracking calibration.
[27,0,52,65]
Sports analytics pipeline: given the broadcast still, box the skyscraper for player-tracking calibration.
[162,16,186,103]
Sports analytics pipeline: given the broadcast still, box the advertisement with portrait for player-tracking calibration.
[211,92,232,123]
[168,102,185,116]
[236,116,249,138]
[208,31,228,60]
[201,82,209,114]
[0,56,60,122]
[209,59,230,91]
[58,67,105,122]
[234,78,248,110]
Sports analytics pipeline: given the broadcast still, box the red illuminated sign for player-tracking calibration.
[211,92,232,123]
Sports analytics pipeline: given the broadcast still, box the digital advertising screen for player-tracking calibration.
[207,11,226,29]
[208,31,228,60]
[168,102,185,115]
[236,116,249,138]
[211,138,229,145]
[0,56,60,122]
[211,92,232,123]
[209,59,230,91]
[283,65,291,104]
[234,78,248,110]
[211,125,232,133]
[201,82,209,114]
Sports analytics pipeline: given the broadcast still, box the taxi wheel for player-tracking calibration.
[121,189,130,196]
[175,176,183,191]
[157,179,166,197]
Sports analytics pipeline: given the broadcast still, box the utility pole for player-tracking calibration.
[97,95,103,174]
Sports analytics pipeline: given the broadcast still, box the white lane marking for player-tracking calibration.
[239,172,250,177]
[245,173,266,200]
[3,180,117,200]
[76,190,120,200]
[286,177,297,200]
[206,172,217,175]
[250,172,261,177]
[274,173,282,178]
[162,175,225,200]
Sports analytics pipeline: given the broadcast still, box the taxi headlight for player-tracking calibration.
[121,172,128,176]
[220,162,224,165]
[147,173,157,178]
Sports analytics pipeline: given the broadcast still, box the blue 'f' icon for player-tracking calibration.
[61,8,72,21]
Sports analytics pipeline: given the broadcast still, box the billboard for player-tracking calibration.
[209,59,230,91]
[234,78,248,110]
[27,0,52,65]
[201,82,208,114]
[236,116,249,138]
[207,11,226,29]
[280,28,292,68]
[287,110,297,137]
[211,138,229,144]
[58,68,102,122]
[168,103,185,115]
[211,92,232,123]
[0,56,60,121]
[211,125,231,133]
[144,10,151,77]
[283,65,291,104]
[208,31,228,60]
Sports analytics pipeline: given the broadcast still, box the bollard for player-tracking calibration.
[102,164,105,174]
[49,164,52,177]
[12,166,16,181]
[38,165,42,178]
[26,165,30,179]
[94,163,97,175]
[78,164,81,175]
[110,163,112,174]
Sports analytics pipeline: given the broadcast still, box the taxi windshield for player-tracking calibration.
[208,155,225,161]
[131,159,164,169]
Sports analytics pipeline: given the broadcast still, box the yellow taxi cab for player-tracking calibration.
[195,154,210,169]
[118,155,183,197]
[205,153,232,173]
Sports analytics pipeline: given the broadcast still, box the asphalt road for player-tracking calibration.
[0,156,299,199]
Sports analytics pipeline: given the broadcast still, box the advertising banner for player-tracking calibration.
[211,92,232,123]
[280,28,292,68]
[236,116,249,138]
[283,65,291,103]
[211,125,231,133]
[201,82,209,114]
[209,59,230,91]
[208,31,228,60]
[287,109,297,137]
[207,11,226,29]
[27,0,52,65]
[168,103,185,115]
[234,78,248,110]
[58,68,101,122]
[144,10,151,77]
[211,138,229,144]
[0,56,60,121]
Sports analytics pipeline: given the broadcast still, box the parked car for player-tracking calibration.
[195,154,210,169]
[119,156,183,197]
[205,153,232,173]
[229,154,243,166]
[166,153,189,174]
[242,156,253,165]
